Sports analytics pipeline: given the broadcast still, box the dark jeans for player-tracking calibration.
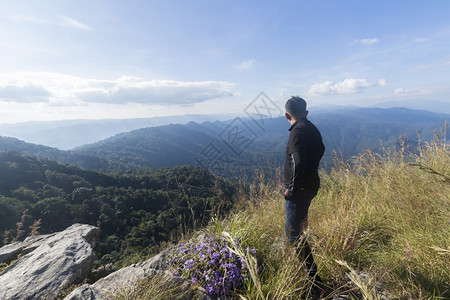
[285,190,318,276]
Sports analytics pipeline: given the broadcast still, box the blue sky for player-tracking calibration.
[0,0,449,122]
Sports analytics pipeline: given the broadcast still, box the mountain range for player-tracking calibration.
[0,106,448,178]
[0,114,236,150]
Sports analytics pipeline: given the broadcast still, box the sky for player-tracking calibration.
[0,0,450,123]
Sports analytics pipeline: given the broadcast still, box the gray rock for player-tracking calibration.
[20,234,51,255]
[0,234,49,265]
[0,224,100,300]
[63,284,106,300]
[0,241,23,265]
[65,246,213,300]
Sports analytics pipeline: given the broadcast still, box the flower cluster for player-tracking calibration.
[167,233,257,296]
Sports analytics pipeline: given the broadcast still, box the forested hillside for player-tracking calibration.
[0,151,236,266]
[0,136,111,170]
[74,123,217,169]
[0,114,235,150]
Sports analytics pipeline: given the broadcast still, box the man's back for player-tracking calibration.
[284,118,325,194]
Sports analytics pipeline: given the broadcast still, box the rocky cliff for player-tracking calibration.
[0,224,100,300]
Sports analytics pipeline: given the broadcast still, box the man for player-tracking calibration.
[283,96,325,285]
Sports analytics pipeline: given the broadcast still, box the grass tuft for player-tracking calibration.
[111,272,196,300]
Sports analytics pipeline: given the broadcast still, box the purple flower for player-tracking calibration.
[167,233,258,296]
[184,259,194,270]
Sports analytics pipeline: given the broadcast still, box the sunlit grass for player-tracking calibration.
[309,127,450,298]
[218,128,449,299]
[114,126,449,299]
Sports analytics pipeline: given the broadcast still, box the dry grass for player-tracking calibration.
[111,272,199,300]
[218,128,449,299]
[309,129,449,299]
[115,127,449,299]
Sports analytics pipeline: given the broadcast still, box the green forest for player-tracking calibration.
[0,151,236,268]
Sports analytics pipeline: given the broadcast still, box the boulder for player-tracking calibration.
[0,234,49,264]
[0,224,100,300]
[65,246,212,300]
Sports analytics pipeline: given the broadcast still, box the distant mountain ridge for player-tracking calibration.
[0,136,111,170]
[74,123,218,169]
[373,99,450,114]
[0,107,448,176]
[0,114,237,150]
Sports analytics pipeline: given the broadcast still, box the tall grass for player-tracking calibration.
[115,127,449,299]
[215,129,449,299]
[308,129,449,298]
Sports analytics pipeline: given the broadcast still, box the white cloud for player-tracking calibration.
[394,87,424,96]
[354,38,379,46]
[58,16,92,31]
[378,78,388,86]
[0,82,51,102]
[238,59,256,70]
[308,78,371,95]
[76,77,234,104]
[0,73,235,105]
[394,88,404,95]
[10,14,91,31]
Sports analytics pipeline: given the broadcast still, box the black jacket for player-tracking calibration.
[284,118,325,199]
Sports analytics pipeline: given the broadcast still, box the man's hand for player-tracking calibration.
[284,189,289,196]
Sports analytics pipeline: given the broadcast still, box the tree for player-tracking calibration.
[71,187,93,204]
[12,187,39,203]
[0,197,30,233]
[32,197,72,232]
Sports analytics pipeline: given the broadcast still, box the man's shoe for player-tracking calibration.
[309,284,322,300]
[308,274,324,299]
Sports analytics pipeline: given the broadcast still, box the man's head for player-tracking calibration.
[285,96,308,124]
